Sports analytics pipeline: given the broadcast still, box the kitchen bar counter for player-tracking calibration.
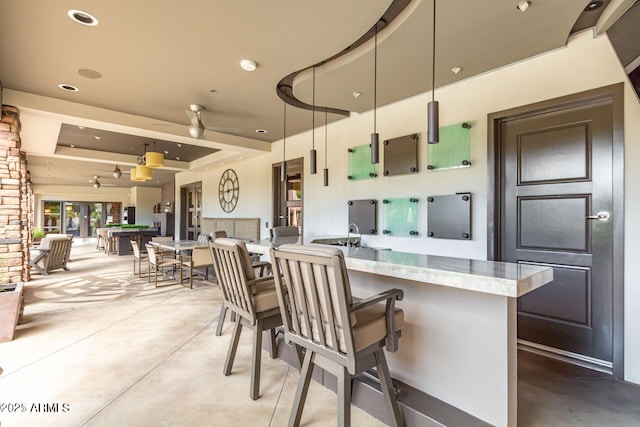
[247,237,551,298]
[247,237,553,427]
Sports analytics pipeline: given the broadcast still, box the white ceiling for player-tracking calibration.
[0,0,611,188]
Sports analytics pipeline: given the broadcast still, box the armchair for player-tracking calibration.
[269,244,405,427]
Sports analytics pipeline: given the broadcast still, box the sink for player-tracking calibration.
[310,237,391,251]
[310,237,358,247]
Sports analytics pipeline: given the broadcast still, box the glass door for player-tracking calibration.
[181,182,202,240]
[272,158,303,234]
[43,201,62,235]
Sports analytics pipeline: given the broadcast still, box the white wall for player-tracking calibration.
[130,186,161,226]
[175,31,640,384]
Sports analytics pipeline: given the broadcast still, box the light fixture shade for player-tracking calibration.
[113,165,122,179]
[428,101,439,144]
[136,164,152,180]
[145,151,164,168]
[130,168,145,182]
[310,149,317,174]
[93,180,100,189]
[323,168,329,187]
[371,133,380,164]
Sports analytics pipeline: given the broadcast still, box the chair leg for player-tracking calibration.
[375,350,404,427]
[337,367,352,427]
[224,318,242,376]
[216,304,227,336]
[251,321,264,400]
[269,328,277,359]
[289,349,314,427]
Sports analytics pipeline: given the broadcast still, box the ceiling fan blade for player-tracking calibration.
[185,110,201,127]
[205,126,245,135]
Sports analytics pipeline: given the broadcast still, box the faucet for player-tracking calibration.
[347,223,360,247]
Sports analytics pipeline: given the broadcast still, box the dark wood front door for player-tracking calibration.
[493,85,624,372]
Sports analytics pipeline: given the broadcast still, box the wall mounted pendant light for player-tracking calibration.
[371,22,380,164]
[281,99,287,182]
[428,0,440,144]
[112,164,122,179]
[145,141,164,168]
[310,66,317,174]
[323,108,329,187]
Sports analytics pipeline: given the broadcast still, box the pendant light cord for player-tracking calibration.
[324,108,328,167]
[373,23,378,133]
[431,0,436,103]
[312,66,316,149]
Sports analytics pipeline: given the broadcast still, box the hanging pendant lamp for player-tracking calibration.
[136,164,152,180]
[130,167,145,182]
[428,0,440,144]
[145,141,164,168]
[310,66,317,174]
[323,108,329,187]
[371,22,380,164]
[281,99,287,182]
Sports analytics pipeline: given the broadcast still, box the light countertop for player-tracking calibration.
[246,237,553,298]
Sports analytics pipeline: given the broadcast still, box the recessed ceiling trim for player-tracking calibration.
[276,0,413,114]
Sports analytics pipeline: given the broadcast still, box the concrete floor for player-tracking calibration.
[2,241,640,426]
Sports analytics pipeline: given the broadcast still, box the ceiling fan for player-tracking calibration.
[185,104,243,139]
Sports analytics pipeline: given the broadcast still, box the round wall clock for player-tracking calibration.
[218,168,239,212]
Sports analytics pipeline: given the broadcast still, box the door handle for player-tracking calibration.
[586,211,611,222]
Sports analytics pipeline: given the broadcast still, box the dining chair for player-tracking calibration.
[209,238,282,400]
[197,233,210,245]
[212,230,271,279]
[269,244,405,427]
[272,226,300,237]
[151,236,174,261]
[130,240,148,278]
[181,245,214,288]
[145,243,183,287]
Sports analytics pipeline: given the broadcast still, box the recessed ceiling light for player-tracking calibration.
[77,68,102,79]
[67,10,99,26]
[256,129,268,134]
[177,144,182,148]
[353,91,361,98]
[451,66,462,75]
[176,157,180,160]
[58,84,79,92]
[584,1,603,11]
[77,125,85,130]
[69,144,75,148]
[240,59,257,71]
[46,160,55,165]
[516,1,531,12]
[94,136,101,140]
[164,150,169,154]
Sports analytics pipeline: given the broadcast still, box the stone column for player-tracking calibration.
[0,105,31,283]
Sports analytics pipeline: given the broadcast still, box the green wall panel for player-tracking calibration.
[382,197,419,237]
[348,144,378,180]
[427,122,471,171]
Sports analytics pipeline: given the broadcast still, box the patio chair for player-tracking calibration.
[145,243,183,287]
[130,240,148,277]
[269,244,405,427]
[211,230,271,278]
[181,245,214,288]
[209,238,282,400]
[272,226,300,237]
[29,236,73,275]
